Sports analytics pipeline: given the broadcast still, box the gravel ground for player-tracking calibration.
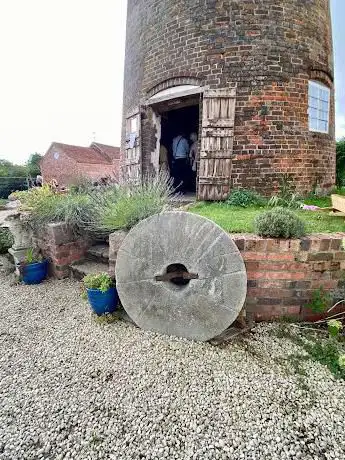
[0,265,345,460]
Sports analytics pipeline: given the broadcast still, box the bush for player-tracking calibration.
[83,273,114,292]
[227,189,266,208]
[13,184,55,209]
[254,207,306,239]
[0,177,27,199]
[27,192,95,234]
[306,287,331,314]
[89,173,175,234]
[0,228,13,254]
[16,173,175,237]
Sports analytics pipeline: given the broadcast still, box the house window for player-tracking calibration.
[308,81,330,134]
[130,116,138,134]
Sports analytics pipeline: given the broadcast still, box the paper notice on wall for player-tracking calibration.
[129,132,136,149]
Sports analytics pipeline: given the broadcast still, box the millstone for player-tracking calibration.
[115,211,247,341]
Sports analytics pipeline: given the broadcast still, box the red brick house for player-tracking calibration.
[41,142,120,187]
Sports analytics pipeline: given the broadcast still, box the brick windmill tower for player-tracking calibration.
[121,0,335,200]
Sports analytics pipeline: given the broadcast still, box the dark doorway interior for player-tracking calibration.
[160,104,199,194]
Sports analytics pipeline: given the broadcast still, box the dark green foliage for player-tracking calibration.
[254,207,306,238]
[336,140,345,187]
[0,159,27,177]
[0,177,27,199]
[0,159,29,198]
[0,228,14,254]
[26,153,43,177]
[306,287,331,314]
[227,188,266,208]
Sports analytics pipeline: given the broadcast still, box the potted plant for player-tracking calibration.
[19,248,48,285]
[83,273,118,316]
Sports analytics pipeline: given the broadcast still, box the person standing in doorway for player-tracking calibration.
[189,132,199,189]
[159,143,170,176]
[172,132,189,192]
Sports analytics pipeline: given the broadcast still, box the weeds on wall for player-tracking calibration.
[268,174,303,209]
[306,287,331,314]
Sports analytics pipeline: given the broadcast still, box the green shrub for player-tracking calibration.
[254,207,306,238]
[0,177,27,199]
[25,190,95,234]
[14,173,175,237]
[328,319,343,338]
[0,228,13,254]
[306,287,331,314]
[90,173,175,234]
[14,185,55,209]
[227,189,266,208]
[83,273,114,292]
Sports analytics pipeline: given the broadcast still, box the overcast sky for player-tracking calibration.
[0,0,344,165]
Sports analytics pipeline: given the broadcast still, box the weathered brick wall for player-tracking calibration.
[232,233,345,321]
[34,223,90,279]
[122,0,335,195]
[41,150,119,187]
[41,152,77,186]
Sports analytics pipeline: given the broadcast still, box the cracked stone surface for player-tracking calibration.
[115,212,247,341]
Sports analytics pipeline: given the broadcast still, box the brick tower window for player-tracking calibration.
[308,81,330,134]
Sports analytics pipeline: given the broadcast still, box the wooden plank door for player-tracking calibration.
[198,88,236,200]
[124,111,142,184]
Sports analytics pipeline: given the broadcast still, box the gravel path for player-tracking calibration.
[0,267,345,460]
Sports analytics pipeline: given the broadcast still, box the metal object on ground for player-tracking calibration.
[115,212,247,341]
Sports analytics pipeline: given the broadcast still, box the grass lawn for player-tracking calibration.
[0,198,8,206]
[190,202,345,234]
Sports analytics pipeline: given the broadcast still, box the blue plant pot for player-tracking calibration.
[87,287,118,316]
[21,260,48,285]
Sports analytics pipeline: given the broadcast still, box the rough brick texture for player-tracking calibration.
[232,233,345,321]
[34,223,90,279]
[122,0,335,196]
[41,143,120,187]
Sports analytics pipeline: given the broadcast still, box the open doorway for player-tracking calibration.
[160,104,199,194]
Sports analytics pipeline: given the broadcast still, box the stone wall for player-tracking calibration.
[232,233,345,321]
[34,223,90,279]
[122,0,335,196]
[108,230,128,278]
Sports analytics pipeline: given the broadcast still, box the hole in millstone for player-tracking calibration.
[166,263,190,286]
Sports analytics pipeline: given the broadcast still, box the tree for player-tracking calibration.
[26,153,43,177]
[0,159,27,177]
[336,139,345,187]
